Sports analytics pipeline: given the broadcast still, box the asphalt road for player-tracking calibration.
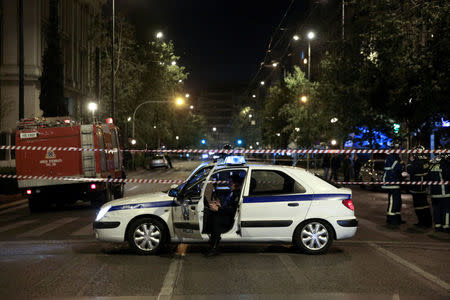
[0,160,449,299]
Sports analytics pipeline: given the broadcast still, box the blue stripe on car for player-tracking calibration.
[243,194,350,203]
[109,200,175,211]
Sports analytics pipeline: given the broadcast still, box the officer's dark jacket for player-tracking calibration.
[428,157,450,198]
[382,153,402,189]
[407,158,429,193]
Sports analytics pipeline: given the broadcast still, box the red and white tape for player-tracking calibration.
[0,174,448,185]
[0,145,448,154]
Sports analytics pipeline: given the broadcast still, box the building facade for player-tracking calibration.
[0,0,102,166]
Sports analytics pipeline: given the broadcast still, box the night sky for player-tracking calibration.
[116,0,310,92]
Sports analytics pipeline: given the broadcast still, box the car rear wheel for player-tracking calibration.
[127,217,167,255]
[293,220,333,254]
[113,183,125,199]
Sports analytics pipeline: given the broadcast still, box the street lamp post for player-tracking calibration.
[132,98,184,141]
[307,31,315,80]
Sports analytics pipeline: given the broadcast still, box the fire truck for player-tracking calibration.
[15,117,125,212]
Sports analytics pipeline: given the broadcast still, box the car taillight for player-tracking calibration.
[90,184,97,190]
[26,189,32,195]
[342,199,354,211]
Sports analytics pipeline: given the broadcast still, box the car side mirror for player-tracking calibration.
[168,188,178,198]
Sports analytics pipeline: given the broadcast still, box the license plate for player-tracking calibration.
[20,132,38,139]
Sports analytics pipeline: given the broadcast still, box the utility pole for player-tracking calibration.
[111,0,115,120]
[18,0,24,119]
[342,0,345,40]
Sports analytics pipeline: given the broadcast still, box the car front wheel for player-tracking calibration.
[127,217,167,255]
[294,220,333,254]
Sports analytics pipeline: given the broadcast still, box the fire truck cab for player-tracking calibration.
[15,117,125,212]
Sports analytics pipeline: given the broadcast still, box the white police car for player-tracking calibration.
[94,156,357,255]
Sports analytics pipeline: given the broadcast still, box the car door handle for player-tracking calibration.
[288,203,299,207]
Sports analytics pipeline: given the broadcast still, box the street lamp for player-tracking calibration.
[295,127,300,132]
[189,105,194,110]
[127,116,131,122]
[132,97,185,139]
[331,139,337,146]
[300,95,308,103]
[272,62,278,67]
[330,117,338,123]
[307,31,315,80]
[293,35,300,41]
[176,97,184,106]
[303,58,308,65]
[185,93,190,98]
[249,114,253,118]
[260,81,265,86]
[88,102,97,122]
[252,94,256,98]
[212,127,217,132]
[171,61,177,66]
[156,31,163,39]
[131,139,136,145]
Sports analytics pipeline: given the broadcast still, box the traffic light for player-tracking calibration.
[393,123,400,134]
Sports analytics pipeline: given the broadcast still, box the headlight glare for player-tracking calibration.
[95,205,111,221]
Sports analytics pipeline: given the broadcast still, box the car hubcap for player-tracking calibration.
[301,222,329,250]
[134,223,161,251]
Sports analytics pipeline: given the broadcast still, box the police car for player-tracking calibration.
[94,156,357,255]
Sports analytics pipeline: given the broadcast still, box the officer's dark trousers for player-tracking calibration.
[432,197,450,232]
[386,189,402,224]
[209,214,232,246]
[412,192,432,226]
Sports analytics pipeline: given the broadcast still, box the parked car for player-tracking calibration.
[94,156,357,255]
[144,154,169,169]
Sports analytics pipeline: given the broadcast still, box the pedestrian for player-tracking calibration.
[354,154,362,181]
[165,154,172,168]
[204,173,243,256]
[406,147,432,228]
[322,153,331,180]
[428,154,450,233]
[343,154,352,182]
[331,154,341,181]
[381,144,404,227]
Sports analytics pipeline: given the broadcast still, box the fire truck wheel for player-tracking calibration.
[28,195,49,213]
[113,183,125,199]
[91,184,113,208]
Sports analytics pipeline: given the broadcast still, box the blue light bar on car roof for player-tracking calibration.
[224,156,246,165]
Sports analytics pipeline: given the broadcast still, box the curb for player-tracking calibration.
[0,199,28,211]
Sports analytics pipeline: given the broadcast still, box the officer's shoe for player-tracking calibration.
[384,223,400,230]
[205,247,220,257]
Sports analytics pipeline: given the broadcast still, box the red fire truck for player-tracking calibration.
[15,117,125,212]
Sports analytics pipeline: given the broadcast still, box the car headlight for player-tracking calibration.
[95,205,111,221]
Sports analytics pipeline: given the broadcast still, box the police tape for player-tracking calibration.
[0,174,448,185]
[0,145,448,154]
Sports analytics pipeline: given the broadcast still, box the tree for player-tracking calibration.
[39,0,67,117]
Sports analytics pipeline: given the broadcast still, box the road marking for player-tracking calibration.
[278,254,309,284]
[157,258,183,300]
[0,203,28,215]
[358,218,408,239]
[0,219,37,233]
[18,217,78,238]
[76,263,106,296]
[126,185,138,191]
[369,242,450,292]
[71,223,94,236]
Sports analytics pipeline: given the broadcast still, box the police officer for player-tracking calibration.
[406,146,432,228]
[382,143,404,226]
[428,153,450,233]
